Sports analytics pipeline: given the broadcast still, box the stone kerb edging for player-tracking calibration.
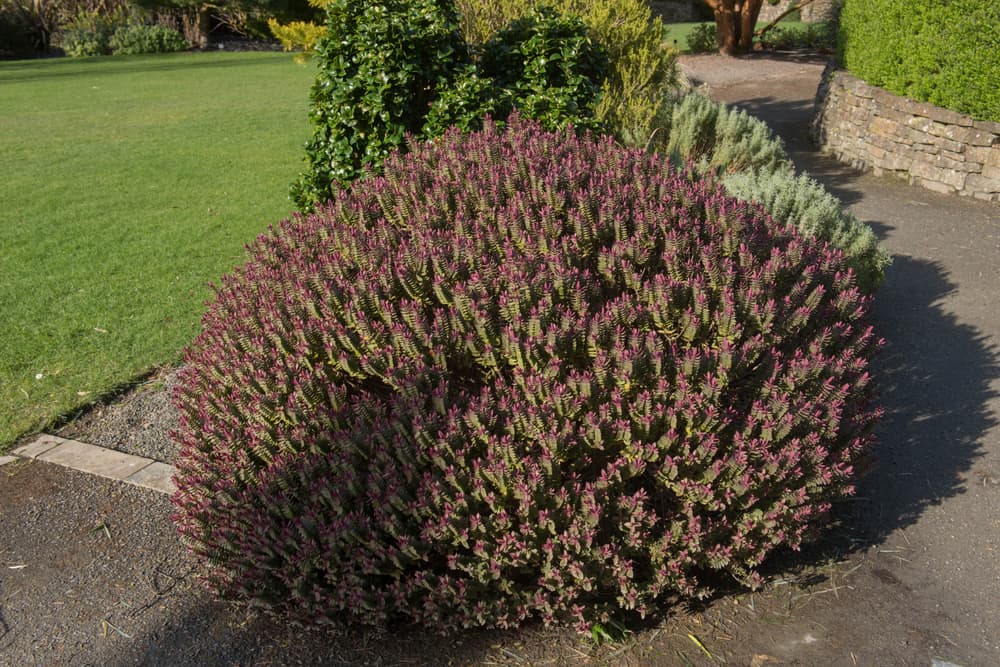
[8,434,176,494]
[812,64,1000,201]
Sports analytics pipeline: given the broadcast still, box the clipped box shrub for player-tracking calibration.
[685,22,717,54]
[290,0,473,211]
[475,7,607,132]
[173,115,881,632]
[758,22,835,52]
[685,19,836,55]
[424,7,609,137]
[839,0,1000,123]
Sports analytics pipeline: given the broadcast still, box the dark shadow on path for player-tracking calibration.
[855,256,999,543]
[100,597,512,667]
[718,88,1000,556]
[718,94,874,212]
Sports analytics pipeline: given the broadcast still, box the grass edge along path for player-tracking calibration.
[0,51,314,449]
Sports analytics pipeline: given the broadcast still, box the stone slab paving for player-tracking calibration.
[12,433,175,495]
[38,438,151,479]
[0,455,17,466]
[126,460,177,494]
[13,432,66,459]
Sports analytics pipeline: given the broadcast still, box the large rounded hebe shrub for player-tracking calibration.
[173,116,880,631]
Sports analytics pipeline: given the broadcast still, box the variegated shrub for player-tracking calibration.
[172,116,881,632]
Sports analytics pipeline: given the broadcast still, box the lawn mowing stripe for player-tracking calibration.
[0,52,315,449]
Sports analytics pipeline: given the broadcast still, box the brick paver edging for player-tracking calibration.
[5,434,176,494]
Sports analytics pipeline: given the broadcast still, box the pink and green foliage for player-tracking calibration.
[172,115,881,632]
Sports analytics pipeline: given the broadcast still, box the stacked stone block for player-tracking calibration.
[759,0,841,23]
[813,66,1000,201]
[648,0,698,22]
[649,1,841,26]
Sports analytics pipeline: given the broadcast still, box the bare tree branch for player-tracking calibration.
[755,0,819,37]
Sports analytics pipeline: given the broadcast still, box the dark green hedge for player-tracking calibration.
[838,0,1000,123]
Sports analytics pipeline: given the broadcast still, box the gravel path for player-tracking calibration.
[682,53,1000,665]
[58,367,182,463]
[679,51,830,88]
[0,460,531,666]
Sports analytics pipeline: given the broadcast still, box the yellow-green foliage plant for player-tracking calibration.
[268,17,326,62]
[268,0,330,61]
[456,0,679,150]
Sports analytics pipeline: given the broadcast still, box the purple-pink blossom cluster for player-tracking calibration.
[172,115,881,632]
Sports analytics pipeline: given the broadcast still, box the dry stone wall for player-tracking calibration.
[649,1,840,25]
[813,66,1000,201]
[647,1,699,22]
[759,0,841,23]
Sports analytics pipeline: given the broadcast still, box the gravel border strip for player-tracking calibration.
[12,434,176,494]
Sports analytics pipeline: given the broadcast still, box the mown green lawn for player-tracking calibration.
[663,19,814,53]
[662,21,708,51]
[0,51,315,449]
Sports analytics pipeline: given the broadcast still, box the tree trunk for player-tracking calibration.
[739,0,764,52]
[178,5,211,48]
[31,0,53,51]
[703,0,766,56]
[196,6,211,48]
[714,1,739,56]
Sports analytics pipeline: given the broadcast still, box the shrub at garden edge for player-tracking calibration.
[174,116,882,633]
[290,1,609,212]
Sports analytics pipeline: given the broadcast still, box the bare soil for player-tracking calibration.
[3,53,998,666]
